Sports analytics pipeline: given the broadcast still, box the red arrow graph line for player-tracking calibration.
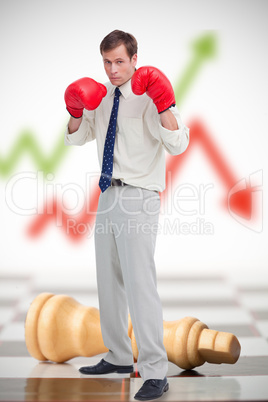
[27,119,250,242]
[27,184,101,242]
[165,119,237,192]
[164,120,252,220]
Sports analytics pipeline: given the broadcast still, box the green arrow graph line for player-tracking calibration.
[0,32,216,179]
[174,32,217,106]
[0,129,69,177]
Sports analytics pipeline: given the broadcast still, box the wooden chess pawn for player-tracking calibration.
[25,293,241,370]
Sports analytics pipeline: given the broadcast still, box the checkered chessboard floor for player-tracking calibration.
[0,273,268,401]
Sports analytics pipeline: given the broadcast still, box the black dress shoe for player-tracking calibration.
[79,359,134,375]
[134,377,169,401]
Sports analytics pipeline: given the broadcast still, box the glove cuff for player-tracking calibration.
[66,106,83,119]
[158,104,176,114]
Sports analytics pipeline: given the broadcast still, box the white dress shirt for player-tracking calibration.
[65,78,189,192]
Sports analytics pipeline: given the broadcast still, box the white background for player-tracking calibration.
[0,0,267,287]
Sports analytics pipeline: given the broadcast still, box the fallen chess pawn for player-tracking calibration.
[25,293,241,370]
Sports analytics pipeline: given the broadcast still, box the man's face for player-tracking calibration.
[102,44,137,87]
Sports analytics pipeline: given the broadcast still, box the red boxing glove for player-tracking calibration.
[64,77,107,118]
[131,66,176,113]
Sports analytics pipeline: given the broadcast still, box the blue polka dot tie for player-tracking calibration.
[99,87,121,192]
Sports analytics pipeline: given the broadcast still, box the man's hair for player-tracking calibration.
[100,30,138,59]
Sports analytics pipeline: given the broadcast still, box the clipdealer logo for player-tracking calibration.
[4,169,263,237]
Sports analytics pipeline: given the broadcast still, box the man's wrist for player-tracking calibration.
[160,109,178,131]
[68,116,83,134]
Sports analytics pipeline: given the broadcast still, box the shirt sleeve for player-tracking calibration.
[146,104,190,155]
[64,109,96,146]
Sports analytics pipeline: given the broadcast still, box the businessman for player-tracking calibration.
[64,30,189,400]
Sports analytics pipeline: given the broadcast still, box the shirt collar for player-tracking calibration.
[111,78,132,99]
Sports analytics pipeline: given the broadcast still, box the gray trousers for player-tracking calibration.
[94,185,168,381]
